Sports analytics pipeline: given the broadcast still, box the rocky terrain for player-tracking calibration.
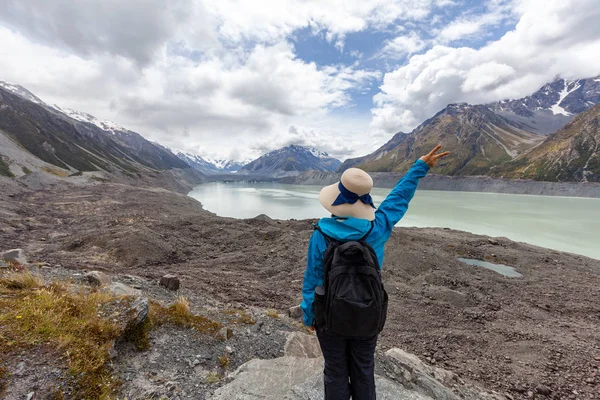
[494,104,600,183]
[489,76,600,134]
[339,104,544,176]
[0,85,189,176]
[0,176,598,399]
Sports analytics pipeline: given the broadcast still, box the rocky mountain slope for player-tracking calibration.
[341,104,543,175]
[493,104,600,182]
[239,145,341,177]
[489,76,600,134]
[176,152,247,175]
[0,82,190,178]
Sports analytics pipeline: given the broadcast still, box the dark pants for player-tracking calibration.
[316,327,378,400]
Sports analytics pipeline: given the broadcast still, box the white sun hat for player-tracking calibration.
[318,168,376,221]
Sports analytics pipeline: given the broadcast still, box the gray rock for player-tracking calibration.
[385,348,502,400]
[210,357,322,400]
[284,332,322,359]
[288,305,303,319]
[1,248,27,265]
[386,348,459,400]
[252,214,272,222]
[487,238,500,245]
[210,356,431,400]
[125,297,149,331]
[160,274,180,291]
[535,385,551,396]
[105,282,142,297]
[287,373,432,400]
[0,260,7,269]
[84,270,111,287]
[26,392,35,400]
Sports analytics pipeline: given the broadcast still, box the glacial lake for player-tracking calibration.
[188,182,600,260]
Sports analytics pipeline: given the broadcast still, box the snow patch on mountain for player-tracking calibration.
[0,81,45,105]
[550,80,581,116]
[52,105,126,135]
[175,152,248,174]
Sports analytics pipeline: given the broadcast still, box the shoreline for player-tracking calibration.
[287,171,600,198]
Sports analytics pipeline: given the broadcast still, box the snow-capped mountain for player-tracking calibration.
[204,157,250,173]
[238,145,342,177]
[52,105,127,135]
[0,81,45,105]
[0,81,190,174]
[489,75,600,134]
[176,152,249,174]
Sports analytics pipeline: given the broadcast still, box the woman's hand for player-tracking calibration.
[419,144,450,168]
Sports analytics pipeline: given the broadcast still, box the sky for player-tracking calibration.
[1,0,599,162]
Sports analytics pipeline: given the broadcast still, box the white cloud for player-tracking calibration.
[1,0,600,163]
[379,32,427,59]
[436,0,516,43]
[371,0,600,134]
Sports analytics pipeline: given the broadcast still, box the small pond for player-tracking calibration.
[457,258,523,278]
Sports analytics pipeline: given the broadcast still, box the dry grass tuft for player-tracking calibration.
[222,308,256,325]
[219,354,230,369]
[0,365,7,396]
[206,372,221,384]
[150,298,223,336]
[41,167,70,177]
[0,271,44,289]
[0,271,122,399]
[266,309,280,319]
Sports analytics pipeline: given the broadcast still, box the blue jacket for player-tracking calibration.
[300,159,430,326]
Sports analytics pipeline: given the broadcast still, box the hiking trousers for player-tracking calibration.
[316,327,378,400]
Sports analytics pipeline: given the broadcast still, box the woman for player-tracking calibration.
[301,144,449,400]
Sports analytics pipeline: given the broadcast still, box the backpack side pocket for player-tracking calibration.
[313,286,327,329]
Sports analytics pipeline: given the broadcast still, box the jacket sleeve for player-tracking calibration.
[300,230,326,327]
[375,159,430,235]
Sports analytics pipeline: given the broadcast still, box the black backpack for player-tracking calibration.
[313,223,388,337]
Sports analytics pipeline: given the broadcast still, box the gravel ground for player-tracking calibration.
[1,181,599,399]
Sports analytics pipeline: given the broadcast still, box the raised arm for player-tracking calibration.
[376,145,449,233]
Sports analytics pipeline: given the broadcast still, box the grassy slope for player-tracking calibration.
[0,157,13,177]
[493,104,600,182]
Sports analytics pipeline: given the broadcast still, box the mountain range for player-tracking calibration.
[0,82,193,181]
[488,77,600,134]
[341,75,600,183]
[175,152,248,175]
[2,75,600,185]
[238,145,342,177]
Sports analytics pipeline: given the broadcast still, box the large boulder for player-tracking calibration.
[288,305,303,319]
[284,332,322,359]
[385,348,504,400]
[286,373,432,400]
[211,357,323,400]
[84,271,111,287]
[159,274,180,291]
[1,248,28,265]
[105,282,142,297]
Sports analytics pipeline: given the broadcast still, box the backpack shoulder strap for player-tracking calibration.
[313,224,339,246]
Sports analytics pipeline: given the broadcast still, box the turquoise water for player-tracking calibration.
[188,182,600,260]
[457,258,523,278]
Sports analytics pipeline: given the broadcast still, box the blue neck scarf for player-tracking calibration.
[332,182,375,208]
